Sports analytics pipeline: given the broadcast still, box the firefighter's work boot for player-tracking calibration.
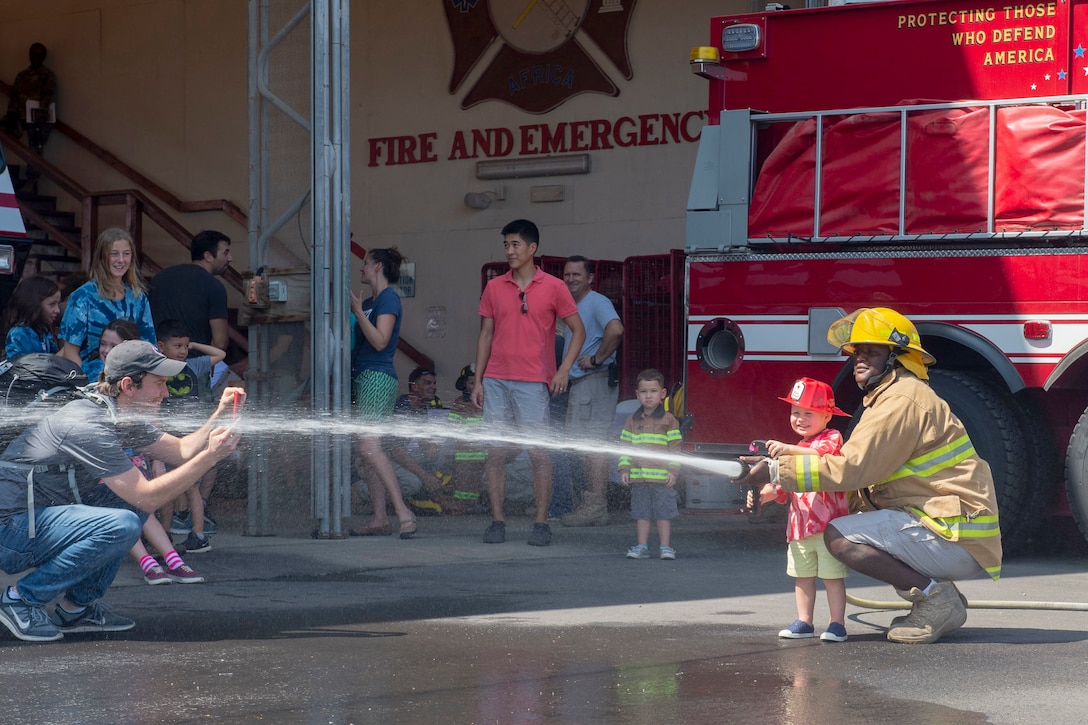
[887,581,967,644]
[891,584,968,627]
[560,492,610,527]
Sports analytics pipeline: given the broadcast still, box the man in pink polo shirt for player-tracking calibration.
[472,219,586,546]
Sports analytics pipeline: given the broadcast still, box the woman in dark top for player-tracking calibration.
[348,247,417,538]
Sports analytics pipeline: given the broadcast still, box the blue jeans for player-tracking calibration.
[0,505,143,607]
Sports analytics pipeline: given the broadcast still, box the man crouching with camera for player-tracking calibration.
[0,340,243,642]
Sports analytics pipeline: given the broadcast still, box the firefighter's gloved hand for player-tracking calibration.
[733,455,772,488]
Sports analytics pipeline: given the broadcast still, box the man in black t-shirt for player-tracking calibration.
[0,341,243,643]
[149,230,232,352]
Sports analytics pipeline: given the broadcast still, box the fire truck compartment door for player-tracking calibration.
[686,111,751,251]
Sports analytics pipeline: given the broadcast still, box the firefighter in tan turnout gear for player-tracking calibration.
[739,307,1002,644]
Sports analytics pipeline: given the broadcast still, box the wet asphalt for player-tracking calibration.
[2,501,1087,724]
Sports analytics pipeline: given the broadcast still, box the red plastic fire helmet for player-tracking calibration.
[778,377,850,417]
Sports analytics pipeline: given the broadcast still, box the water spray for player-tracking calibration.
[66,407,755,482]
[3,401,1083,615]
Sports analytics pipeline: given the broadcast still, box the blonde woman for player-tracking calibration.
[59,227,156,379]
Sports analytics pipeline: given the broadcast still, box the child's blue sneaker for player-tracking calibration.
[626,544,649,559]
[659,546,676,560]
[778,619,816,639]
[820,622,848,642]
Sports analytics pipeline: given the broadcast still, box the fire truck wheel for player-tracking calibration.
[1064,405,1088,547]
[1004,393,1056,553]
[928,369,1033,551]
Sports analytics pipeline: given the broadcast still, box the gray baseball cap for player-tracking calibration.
[103,340,186,383]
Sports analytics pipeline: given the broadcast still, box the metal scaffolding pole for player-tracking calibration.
[247,0,350,536]
[310,0,352,537]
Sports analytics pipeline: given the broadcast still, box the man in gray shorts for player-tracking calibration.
[740,308,1001,644]
[559,256,624,527]
[472,220,585,546]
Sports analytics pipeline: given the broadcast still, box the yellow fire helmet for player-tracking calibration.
[827,307,936,380]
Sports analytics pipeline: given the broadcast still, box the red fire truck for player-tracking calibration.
[681,0,1088,551]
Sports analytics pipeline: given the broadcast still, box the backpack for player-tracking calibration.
[0,354,91,450]
[0,353,90,408]
[0,355,108,538]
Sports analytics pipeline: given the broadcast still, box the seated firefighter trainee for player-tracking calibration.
[738,307,1001,645]
[0,340,243,643]
[389,367,457,513]
[443,364,489,515]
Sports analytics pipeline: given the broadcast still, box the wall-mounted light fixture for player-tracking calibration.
[476,153,590,180]
[464,186,506,210]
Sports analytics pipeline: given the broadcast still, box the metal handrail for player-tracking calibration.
[749,94,1088,124]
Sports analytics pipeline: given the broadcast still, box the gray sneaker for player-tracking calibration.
[892,584,968,627]
[51,602,135,633]
[887,581,966,644]
[0,588,62,642]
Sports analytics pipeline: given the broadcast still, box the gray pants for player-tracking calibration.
[828,509,984,581]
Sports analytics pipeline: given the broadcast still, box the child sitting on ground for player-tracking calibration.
[750,377,851,642]
[154,319,225,555]
[619,369,682,560]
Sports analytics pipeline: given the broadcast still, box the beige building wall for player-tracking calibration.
[0,1,248,272]
[0,0,749,400]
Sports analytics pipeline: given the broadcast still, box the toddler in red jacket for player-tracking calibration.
[751,377,851,642]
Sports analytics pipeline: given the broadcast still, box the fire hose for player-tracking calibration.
[701,446,1088,612]
[845,593,1088,611]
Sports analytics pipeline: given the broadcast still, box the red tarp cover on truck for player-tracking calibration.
[748,104,1086,239]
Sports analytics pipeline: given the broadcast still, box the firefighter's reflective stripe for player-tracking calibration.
[619,428,682,482]
[794,437,977,494]
[448,411,479,424]
[620,464,672,482]
[621,430,682,447]
[910,506,1003,579]
[448,410,488,462]
[452,490,480,501]
[880,435,977,484]
[909,507,1001,540]
[792,454,822,493]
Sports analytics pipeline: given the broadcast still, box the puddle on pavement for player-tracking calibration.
[2,618,991,724]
